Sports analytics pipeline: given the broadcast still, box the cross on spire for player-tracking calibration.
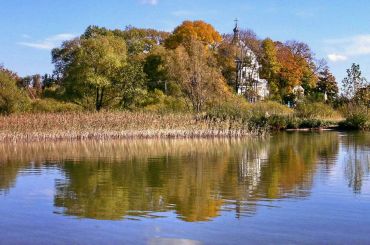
[233,18,240,43]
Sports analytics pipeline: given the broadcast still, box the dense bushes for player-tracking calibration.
[141,90,189,113]
[338,104,369,130]
[31,99,82,113]
[205,100,338,131]
[295,102,342,120]
[247,115,336,131]
[205,96,251,121]
[0,70,30,115]
[250,101,293,117]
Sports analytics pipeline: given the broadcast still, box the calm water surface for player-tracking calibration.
[0,132,369,244]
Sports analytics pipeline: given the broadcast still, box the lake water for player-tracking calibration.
[0,132,369,244]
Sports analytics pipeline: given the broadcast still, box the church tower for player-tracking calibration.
[232,19,240,44]
[231,19,270,102]
[233,19,244,92]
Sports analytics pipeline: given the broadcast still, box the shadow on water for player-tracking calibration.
[0,132,368,222]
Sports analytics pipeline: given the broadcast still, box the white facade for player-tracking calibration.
[233,23,269,102]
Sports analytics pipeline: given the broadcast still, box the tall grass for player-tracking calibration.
[295,102,342,121]
[0,112,264,142]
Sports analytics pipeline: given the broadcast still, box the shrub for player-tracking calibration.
[338,103,369,130]
[0,70,30,115]
[248,115,270,132]
[295,102,341,120]
[286,117,301,129]
[250,101,293,117]
[339,114,369,130]
[339,115,370,130]
[268,115,288,130]
[31,99,82,113]
[142,90,189,113]
[205,96,251,121]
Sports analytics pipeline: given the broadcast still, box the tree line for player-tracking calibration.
[0,20,369,115]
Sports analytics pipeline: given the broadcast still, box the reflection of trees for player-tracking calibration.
[0,162,21,195]
[54,148,231,221]
[0,133,341,221]
[220,132,339,217]
[258,132,339,199]
[341,132,370,194]
[0,160,53,195]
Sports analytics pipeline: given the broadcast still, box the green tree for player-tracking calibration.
[342,63,369,102]
[0,66,30,114]
[53,34,127,111]
[120,26,169,56]
[316,68,338,103]
[117,60,147,109]
[143,46,168,92]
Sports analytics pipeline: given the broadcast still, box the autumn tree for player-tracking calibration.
[165,20,222,49]
[316,68,338,103]
[260,38,280,99]
[285,41,317,94]
[276,43,303,96]
[166,39,229,112]
[216,40,238,88]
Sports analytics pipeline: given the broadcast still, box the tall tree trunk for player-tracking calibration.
[95,87,104,111]
[96,88,100,111]
[99,88,105,111]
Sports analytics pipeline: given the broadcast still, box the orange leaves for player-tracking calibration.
[276,43,305,92]
[165,20,222,49]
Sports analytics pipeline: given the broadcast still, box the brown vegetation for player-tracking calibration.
[0,112,259,142]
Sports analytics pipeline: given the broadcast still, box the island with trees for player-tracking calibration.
[0,20,369,142]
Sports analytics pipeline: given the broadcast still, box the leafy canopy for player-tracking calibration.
[165,20,222,49]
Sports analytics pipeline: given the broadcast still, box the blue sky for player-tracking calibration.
[1,0,369,83]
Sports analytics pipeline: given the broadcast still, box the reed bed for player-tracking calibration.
[0,112,260,142]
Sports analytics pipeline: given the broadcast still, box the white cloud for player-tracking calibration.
[141,0,158,5]
[325,34,370,62]
[328,53,348,62]
[18,33,76,50]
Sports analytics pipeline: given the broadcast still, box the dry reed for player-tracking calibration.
[0,112,259,142]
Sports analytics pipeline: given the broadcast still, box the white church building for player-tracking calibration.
[232,21,269,102]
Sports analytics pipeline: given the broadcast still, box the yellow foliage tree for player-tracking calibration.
[165,20,222,49]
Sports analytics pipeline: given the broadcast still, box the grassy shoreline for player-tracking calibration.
[0,111,366,143]
[0,112,260,142]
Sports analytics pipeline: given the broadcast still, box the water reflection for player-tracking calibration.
[341,133,370,193]
[0,132,368,222]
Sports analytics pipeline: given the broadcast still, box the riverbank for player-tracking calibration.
[0,111,367,143]
[0,112,260,142]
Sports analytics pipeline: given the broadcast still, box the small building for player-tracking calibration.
[292,85,305,102]
[292,85,305,97]
[232,20,269,103]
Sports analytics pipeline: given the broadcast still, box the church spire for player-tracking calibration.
[233,18,240,43]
